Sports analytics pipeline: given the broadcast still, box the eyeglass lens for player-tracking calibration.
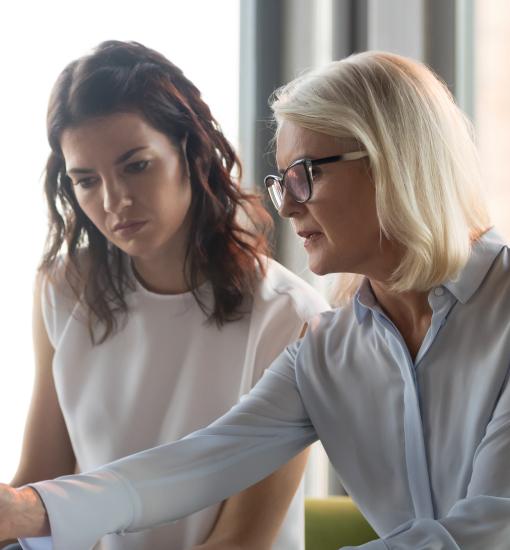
[284,163,310,203]
[265,161,311,210]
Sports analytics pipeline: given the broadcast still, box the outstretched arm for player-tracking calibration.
[1,343,316,550]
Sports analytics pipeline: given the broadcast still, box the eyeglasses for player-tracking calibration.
[264,151,369,210]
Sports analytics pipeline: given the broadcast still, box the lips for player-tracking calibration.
[297,230,323,239]
[113,220,147,232]
[297,229,324,248]
[111,220,148,239]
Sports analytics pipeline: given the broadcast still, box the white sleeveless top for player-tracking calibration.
[42,257,329,550]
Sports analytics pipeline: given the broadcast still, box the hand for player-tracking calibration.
[0,483,18,539]
[0,483,49,540]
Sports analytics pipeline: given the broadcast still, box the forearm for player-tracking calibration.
[21,351,315,549]
[0,484,49,540]
[26,428,311,550]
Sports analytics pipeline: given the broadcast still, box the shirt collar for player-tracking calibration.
[443,228,506,304]
[353,228,507,323]
[354,278,376,323]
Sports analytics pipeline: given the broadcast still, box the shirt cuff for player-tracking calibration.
[27,469,136,550]
[19,536,52,549]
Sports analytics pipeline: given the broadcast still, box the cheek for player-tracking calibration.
[74,192,105,229]
[314,189,379,246]
[334,174,378,231]
[155,180,192,224]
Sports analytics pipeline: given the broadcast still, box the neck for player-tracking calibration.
[370,281,431,322]
[369,279,432,359]
[131,254,198,295]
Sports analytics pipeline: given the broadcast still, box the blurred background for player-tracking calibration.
[0,0,508,498]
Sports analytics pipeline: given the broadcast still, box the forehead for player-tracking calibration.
[275,120,353,169]
[60,112,171,162]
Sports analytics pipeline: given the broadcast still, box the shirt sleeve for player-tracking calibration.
[24,343,317,550]
[344,368,510,550]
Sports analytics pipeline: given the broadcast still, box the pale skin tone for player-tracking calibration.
[0,112,309,548]
[275,120,432,358]
[0,118,435,543]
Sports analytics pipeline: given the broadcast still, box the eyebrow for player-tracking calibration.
[276,156,305,174]
[66,146,149,175]
[276,160,289,174]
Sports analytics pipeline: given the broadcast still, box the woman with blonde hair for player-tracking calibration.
[2,51,509,550]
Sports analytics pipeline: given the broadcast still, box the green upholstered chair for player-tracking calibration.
[305,496,378,549]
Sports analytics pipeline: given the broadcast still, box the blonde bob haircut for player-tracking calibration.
[270,51,491,303]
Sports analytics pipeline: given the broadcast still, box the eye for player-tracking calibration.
[125,160,150,174]
[75,176,99,190]
[310,166,323,179]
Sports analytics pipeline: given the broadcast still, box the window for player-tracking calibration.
[474,0,510,239]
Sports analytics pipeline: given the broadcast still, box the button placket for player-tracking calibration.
[375,313,435,519]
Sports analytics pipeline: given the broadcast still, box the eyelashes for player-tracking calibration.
[124,159,150,174]
[72,159,151,190]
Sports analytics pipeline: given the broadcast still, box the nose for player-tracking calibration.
[278,188,305,219]
[102,176,132,213]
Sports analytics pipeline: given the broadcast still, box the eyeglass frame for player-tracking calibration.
[264,151,369,209]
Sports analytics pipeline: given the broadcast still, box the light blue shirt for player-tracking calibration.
[25,230,510,549]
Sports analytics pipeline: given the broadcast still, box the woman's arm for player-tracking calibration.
[0,275,76,546]
[3,343,315,550]
[195,449,309,550]
[0,484,48,538]
[11,273,76,487]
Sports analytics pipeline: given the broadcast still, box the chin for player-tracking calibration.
[308,251,352,276]
[116,241,154,260]
[309,265,328,276]
[307,256,334,276]
[305,241,340,276]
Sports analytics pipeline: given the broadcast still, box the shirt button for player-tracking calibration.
[433,287,444,296]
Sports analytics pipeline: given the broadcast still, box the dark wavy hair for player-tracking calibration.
[41,40,272,343]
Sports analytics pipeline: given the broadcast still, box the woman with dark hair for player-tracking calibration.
[1,41,328,550]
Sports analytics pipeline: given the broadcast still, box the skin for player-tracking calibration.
[0,112,309,548]
[62,112,194,294]
[277,120,432,358]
